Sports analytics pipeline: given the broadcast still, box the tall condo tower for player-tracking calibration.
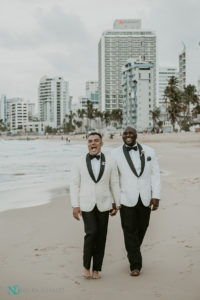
[6,98,28,131]
[121,59,155,131]
[179,44,186,90]
[38,76,69,128]
[98,19,157,112]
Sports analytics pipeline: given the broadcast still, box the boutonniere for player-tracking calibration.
[140,150,145,157]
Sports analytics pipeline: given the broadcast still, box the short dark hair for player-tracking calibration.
[88,132,102,139]
[123,127,137,134]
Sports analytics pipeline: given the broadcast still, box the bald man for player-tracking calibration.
[112,127,161,276]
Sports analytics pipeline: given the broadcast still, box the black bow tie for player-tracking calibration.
[89,154,101,160]
[126,146,138,152]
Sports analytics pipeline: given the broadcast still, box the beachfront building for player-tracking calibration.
[121,59,155,131]
[179,44,186,90]
[23,121,54,134]
[38,76,69,128]
[78,97,90,110]
[0,94,7,125]
[7,98,28,132]
[158,67,178,105]
[27,102,36,121]
[98,19,157,112]
[86,81,99,110]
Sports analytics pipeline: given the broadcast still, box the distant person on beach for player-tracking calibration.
[112,127,161,277]
[70,132,120,279]
[66,137,70,143]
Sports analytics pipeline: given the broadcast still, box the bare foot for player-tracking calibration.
[130,269,140,277]
[83,268,91,279]
[92,270,101,279]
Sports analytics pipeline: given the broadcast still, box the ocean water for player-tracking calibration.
[0,139,90,212]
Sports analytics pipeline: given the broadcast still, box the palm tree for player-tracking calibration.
[157,120,163,132]
[182,85,199,117]
[164,76,182,131]
[192,102,200,117]
[150,107,160,130]
[103,111,111,126]
[64,111,76,133]
[77,108,86,119]
[85,100,95,129]
[0,119,8,131]
[110,109,123,126]
[175,84,199,131]
[74,120,83,132]
[93,109,104,129]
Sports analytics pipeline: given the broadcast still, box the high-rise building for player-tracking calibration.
[158,67,178,105]
[179,44,186,90]
[38,76,69,128]
[98,19,157,112]
[121,59,155,131]
[6,98,28,131]
[86,81,99,110]
[27,102,36,121]
[0,94,7,125]
[78,96,89,110]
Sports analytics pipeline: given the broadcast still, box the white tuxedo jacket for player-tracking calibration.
[111,144,161,207]
[70,153,120,212]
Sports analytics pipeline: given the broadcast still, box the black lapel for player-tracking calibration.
[137,143,145,177]
[96,153,106,183]
[86,153,96,183]
[122,144,139,177]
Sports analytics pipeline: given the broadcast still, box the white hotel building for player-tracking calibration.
[7,98,28,131]
[121,59,155,131]
[98,19,157,112]
[38,76,69,128]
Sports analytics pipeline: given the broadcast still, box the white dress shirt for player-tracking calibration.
[126,143,141,175]
[91,153,101,181]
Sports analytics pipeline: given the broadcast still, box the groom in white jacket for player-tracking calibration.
[70,132,120,279]
[112,127,161,276]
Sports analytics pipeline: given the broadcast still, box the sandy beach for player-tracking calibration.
[0,132,200,300]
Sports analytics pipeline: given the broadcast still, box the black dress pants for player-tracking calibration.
[120,196,151,271]
[82,205,109,271]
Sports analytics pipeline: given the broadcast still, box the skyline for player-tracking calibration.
[0,0,200,103]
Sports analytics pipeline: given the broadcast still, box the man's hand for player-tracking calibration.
[149,198,159,211]
[110,203,120,216]
[73,207,81,220]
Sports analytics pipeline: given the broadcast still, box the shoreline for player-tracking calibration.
[0,131,200,143]
[0,184,69,214]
